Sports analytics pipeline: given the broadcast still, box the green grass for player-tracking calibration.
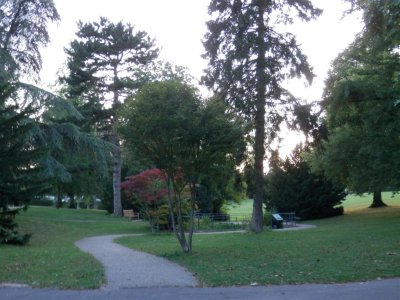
[226,192,400,215]
[225,199,253,216]
[117,206,400,286]
[2,200,400,289]
[0,206,149,289]
[343,192,400,210]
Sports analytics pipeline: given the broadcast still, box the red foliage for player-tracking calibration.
[121,169,168,204]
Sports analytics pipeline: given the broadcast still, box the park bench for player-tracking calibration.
[123,209,140,220]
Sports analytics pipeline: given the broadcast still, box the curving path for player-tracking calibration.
[75,234,198,289]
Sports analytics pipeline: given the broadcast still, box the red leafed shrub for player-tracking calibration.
[121,169,168,204]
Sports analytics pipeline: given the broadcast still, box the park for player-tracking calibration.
[1,0,399,299]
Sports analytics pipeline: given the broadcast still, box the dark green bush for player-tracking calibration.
[30,198,54,207]
[265,148,346,220]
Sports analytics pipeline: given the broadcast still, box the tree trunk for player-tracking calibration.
[251,0,267,233]
[112,66,123,217]
[112,144,123,216]
[369,191,387,208]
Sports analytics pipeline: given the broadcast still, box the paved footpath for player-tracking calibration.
[75,234,198,289]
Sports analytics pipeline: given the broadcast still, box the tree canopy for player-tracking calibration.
[308,2,400,207]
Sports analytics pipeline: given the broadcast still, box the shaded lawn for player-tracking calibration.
[118,207,400,286]
[0,207,149,289]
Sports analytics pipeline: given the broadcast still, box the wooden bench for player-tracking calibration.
[123,209,140,220]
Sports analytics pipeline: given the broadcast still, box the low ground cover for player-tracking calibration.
[0,207,149,289]
[118,206,400,286]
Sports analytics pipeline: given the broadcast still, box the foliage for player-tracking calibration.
[308,42,400,208]
[196,170,246,213]
[62,17,159,216]
[346,0,400,51]
[1,0,112,243]
[121,169,167,205]
[0,208,31,245]
[202,0,321,232]
[0,0,60,245]
[265,146,346,220]
[121,168,169,229]
[0,0,60,76]
[121,80,245,252]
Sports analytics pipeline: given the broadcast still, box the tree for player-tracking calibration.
[203,0,321,232]
[0,0,59,244]
[0,0,112,243]
[266,145,346,220]
[309,47,400,207]
[345,0,400,52]
[121,168,168,228]
[62,17,159,216]
[308,2,400,208]
[120,80,245,252]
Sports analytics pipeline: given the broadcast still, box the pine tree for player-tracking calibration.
[203,0,321,232]
[62,17,159,216]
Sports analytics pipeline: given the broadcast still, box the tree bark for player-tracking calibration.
[251,0,267,233]
[369,191,387,208]
[112,65,123,217]
[112,144,123,216]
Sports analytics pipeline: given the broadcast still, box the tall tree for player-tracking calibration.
[0,0,59,244]
[121,80,245,252]
[203,0,321,232]
[309,45,400,207]
[63,17,159,216]
[308,1,400,208]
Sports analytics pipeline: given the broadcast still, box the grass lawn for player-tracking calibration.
[1,200,399,289]
[226,192,400,215]
[0,207,149,289]
[117,206,400,286]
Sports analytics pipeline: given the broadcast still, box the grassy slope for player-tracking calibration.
[0,207,149,289]
[118,206,400,286]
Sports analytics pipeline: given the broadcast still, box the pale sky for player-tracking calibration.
[39,0,363,157]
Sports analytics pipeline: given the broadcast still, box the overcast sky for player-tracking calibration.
[39,0,363,156]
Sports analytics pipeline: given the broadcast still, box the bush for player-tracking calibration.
[263,211,272,226]
[30,198,54,207]
[265,148,346,220]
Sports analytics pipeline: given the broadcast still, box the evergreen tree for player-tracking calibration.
[62,17,159,216]
[203,0,321,232]
[266,146,346,220]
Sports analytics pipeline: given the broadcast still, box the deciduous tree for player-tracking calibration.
[120,80,245,252]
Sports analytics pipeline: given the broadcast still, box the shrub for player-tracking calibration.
[265,147,346,220]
